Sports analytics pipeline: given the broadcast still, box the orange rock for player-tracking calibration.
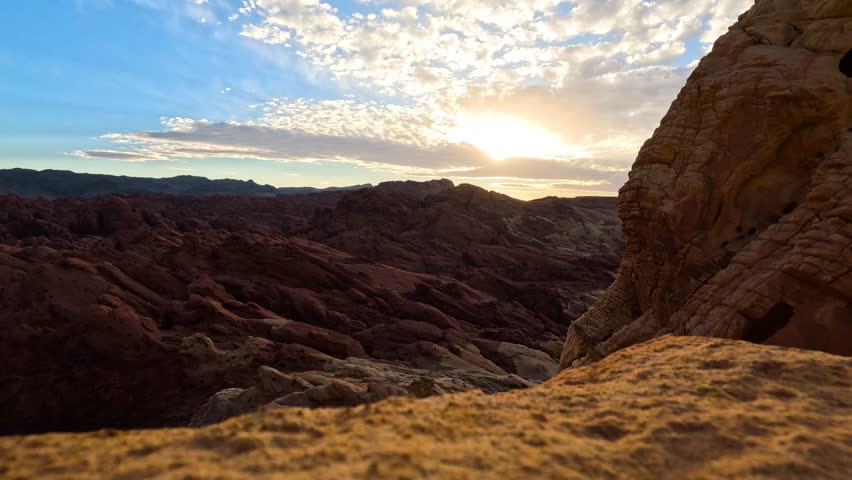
[562,0,852,368]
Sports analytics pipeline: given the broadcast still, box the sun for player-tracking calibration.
[450,116,564,160]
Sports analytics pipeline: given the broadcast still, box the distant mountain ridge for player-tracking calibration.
[0,168,372,198]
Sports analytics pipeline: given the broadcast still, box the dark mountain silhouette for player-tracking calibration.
[0,168,371,198]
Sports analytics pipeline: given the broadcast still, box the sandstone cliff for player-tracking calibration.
[561,0,852,368]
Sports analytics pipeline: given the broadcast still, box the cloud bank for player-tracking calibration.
[75,0,749,198]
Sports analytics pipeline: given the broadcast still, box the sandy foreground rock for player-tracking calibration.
[561,0,852,367]
[1,336,850,479]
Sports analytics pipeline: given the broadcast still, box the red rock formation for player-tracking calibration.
[561,0,852,368]
[0,183,621,433]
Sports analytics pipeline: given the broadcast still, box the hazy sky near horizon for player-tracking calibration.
[0,0,748,199]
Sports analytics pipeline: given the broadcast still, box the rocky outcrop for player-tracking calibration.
[561,0,852,368]
[189,357,531,427]
[3,336,850,479]
[0,182,621,433]
[372,178,456,199]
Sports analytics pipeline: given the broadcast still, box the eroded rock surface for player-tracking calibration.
[2,337,850,479]
[0,182,621,433]
[562,0,852,368]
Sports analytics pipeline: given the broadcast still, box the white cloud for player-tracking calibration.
[228,0,745,99]
[75,0,752,197]
[240,23,292,44]
[71,113,631,201]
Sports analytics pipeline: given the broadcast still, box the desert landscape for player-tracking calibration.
[1,0,851,478]
[0,178,622,433]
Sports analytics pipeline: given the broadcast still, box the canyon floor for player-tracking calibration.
[2,336,850,480]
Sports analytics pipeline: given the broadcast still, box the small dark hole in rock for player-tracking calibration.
[721,241,729,248]
[745,302,794,342]
[840,49,852,77]
[736,225,743,233]
[713,203,724,223]
[782,202,796,214]
[748,227,756,235]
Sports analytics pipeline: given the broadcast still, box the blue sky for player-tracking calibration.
[0,1,357,185]
[0,0,748,198]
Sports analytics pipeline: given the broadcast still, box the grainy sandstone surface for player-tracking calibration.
[2,336,850,480]
[562,0,852,368]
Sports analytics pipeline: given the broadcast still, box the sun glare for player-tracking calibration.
[451,116,564,160]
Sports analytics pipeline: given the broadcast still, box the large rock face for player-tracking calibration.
[3,337,851,479]
[561,0,852,368]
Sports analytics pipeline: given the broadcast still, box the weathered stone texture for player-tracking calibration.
[562,0,852,367]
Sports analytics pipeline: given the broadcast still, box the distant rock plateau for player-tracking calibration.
[0,168,371,198]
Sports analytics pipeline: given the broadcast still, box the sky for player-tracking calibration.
[0,0,749,199]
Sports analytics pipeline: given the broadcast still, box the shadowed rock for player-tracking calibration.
[0,182,621,433]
